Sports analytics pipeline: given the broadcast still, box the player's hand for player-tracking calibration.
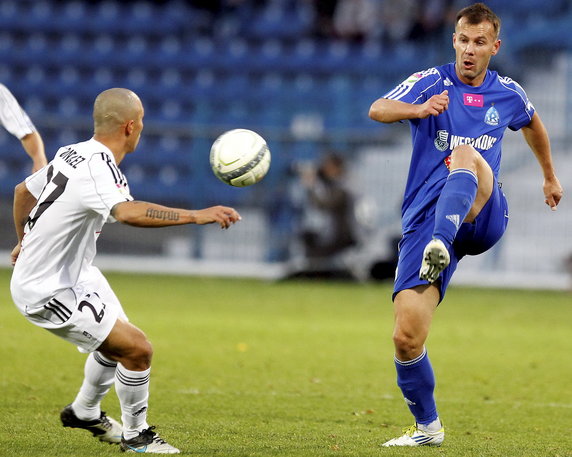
[418,90,449,118]
[194,206,241,229]
[11,243,21,266]
[544,175,563,211]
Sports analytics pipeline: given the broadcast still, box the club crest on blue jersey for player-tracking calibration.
[434,130,449,152]
[484,105,500,126]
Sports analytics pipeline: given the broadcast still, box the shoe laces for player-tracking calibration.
[141,426,168,445]
[403,424,418,437]
[99,411,113,430]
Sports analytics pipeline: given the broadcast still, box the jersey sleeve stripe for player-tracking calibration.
[385,85,410,100]
[98,153,121,185]
[0,86,36,138]
[88,153,132,212]
[410,75,442,104]
[384,68,442,103]
[106,156,127,187]
[497,76,534,122]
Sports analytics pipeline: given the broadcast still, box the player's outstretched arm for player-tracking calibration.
[11,181,38,265]
[369,90,449,123]
[520,112,563,211]
[112,201,241,229]
[21,131,48,172]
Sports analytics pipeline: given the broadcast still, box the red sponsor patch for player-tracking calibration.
[444,155,452,170]
[463,93,484,107]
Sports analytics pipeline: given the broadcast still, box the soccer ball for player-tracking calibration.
[209,129,271,187]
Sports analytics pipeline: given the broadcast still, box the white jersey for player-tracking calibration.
[0,83,36,139]
[11,138,133,312]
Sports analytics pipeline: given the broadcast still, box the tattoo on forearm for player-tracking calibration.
[145,208,180,221]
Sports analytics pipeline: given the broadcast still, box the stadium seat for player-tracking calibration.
[0,62,12,85]
[152,36,184,68]
[244,2,312,40]
[0,1,19,31]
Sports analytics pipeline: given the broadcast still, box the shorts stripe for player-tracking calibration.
[44,299,72,323]
[94,352,118,368]
[51,298,72,315]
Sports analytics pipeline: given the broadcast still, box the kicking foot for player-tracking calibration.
[60,404,122,444]
[121,427,180,454]
[382,423,445,447]
[419,238,450,283]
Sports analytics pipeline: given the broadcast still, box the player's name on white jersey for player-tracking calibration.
[59,147,87,169]
[450,133,498,151]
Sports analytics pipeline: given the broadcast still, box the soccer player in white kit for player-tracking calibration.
[0,83,48,172]
[10,88,241,454]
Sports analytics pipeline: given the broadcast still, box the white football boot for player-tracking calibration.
[120,426,180,454]
[419,238,450,283]
[382,422,445,447]
[60,404,122,444]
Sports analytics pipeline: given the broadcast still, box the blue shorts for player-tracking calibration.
[393,179,508,303]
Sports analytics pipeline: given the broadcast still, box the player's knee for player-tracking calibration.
[139,339,154,365]
[131,338,153,369]
[122,331,153,370]
[450,144,479,171]
[392,328,423,360]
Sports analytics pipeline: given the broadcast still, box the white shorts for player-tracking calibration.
[20,269,128,352]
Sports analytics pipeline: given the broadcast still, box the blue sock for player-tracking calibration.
[395,348,438,425]
[433,168,478,248]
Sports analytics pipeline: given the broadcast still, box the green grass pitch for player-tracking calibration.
[1,268,571,457]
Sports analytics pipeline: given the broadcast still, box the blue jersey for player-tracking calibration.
[383,63,534,233]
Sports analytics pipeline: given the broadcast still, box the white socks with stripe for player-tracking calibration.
[115,364,151,439]
[72,351,117,421]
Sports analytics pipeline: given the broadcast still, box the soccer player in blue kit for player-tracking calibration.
[369,3,562,447]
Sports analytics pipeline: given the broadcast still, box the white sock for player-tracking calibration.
[71,352,117,421]
[419,417,442,433]
[115,363,151,440]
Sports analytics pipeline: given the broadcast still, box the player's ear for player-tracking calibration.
[125,120,134,135]
[491,39,501,56]
[452,32,456,48]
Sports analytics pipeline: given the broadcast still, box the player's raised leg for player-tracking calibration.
[383,285,445,447]
[98,318,180,454]
[420,144,494,283]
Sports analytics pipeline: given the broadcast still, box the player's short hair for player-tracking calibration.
[93,88,141,135]
[456,2,501,39]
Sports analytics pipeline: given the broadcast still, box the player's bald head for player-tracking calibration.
[93,88,143,135]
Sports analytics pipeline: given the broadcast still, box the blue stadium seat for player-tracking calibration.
[0,1,19,32]
[182,37,217,72]
[158,100,185,122]
[63,1,88,21]
[90,68,115,92]
[152,36,184,68]
[0,62,13,86]
[187,70,217,100]
[0,32,16,67]
[213,38,255,72]
[244,2,311,40]
[191,101,215,125]
[27,1,53,31]
[288,39,319,73]
[92,0,121,29]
